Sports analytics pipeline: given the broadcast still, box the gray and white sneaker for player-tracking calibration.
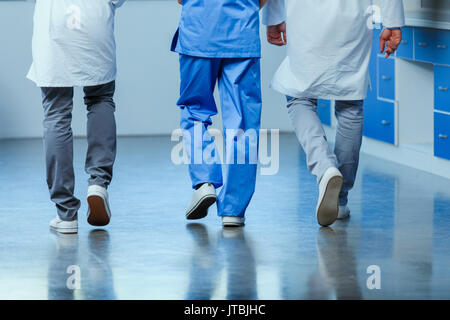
[338,205,351,220]
[87,185,111,227]
[49,216,78,234]
[186,183,217,220]
[222,216,245,227]
[316,167,343,227]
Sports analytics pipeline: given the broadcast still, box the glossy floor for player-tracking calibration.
[0,134,449,300]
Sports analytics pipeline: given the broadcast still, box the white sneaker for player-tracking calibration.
[87,185,111,227]
[222,216,245,227]
[338,205,351,220]
[49,216,78,234]
[186,183,217,220]
[316,167,343,227]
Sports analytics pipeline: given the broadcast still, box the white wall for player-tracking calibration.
[0,1,291,140]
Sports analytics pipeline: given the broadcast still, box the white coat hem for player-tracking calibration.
[26,75,117,88]
[270,81,367,101]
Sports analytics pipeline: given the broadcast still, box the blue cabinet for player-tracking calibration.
[366,26,450,157]
[364,27,396,145]
[317,99,331,126]
[378,57,395,100]
[433,29,450,66]
[396,27,414,60]
[434,65,450,113]
[415,28,450,65]
[415,28,435,63]
[434,112,450,160]
[364,99,395,145]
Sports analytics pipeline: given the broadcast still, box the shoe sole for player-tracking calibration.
[317,176,343,227]
[222,222,245,228]
[87,195,111,227]
[49,225,78,234]
[186,195,217,220]
[337,212,350,220]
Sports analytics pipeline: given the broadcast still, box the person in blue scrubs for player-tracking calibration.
[172,0,266,227]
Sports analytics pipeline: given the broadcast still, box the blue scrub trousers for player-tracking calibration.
[177,55,262,218]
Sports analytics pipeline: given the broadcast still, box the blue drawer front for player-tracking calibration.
[434,112,450,160]
[433,29,450,66]
[435,65,450,113]
[378,57,395,100]
[415,28,436,63]
[363,98,395,144]
[317,99,331,126]
[396,27,414,60]
[415,28,450,65]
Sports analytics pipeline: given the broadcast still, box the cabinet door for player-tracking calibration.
[378,57,395,101]
[433,29,450,66]
[396,27,414,60]
[435,65,450,113]
[415,28,435,63]
[364,99,395,145]
[317,99,331,126]
[434,112,450,160]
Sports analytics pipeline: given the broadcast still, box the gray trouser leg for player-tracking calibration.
[83,81,117,189]
[287,97,364,206]
[287,97,338,182]
[334,100,364,206]
[41,87,80,221]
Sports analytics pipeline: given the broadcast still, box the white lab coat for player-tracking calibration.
[27,0,126,87]
[262,0,405,100]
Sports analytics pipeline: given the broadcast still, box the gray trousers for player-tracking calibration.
[287,97,364,206]
[41,81,117,221]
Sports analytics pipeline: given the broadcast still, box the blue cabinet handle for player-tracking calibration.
[439,134,448,140]
[401,40,408,44]
[382,76,391,81]
[438,86,448,92]
[437,44,447,49]
[418,42,428,47]
[319,104,327,108]
[381,120,391,126]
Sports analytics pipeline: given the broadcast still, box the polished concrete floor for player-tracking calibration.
[0,134,449,300]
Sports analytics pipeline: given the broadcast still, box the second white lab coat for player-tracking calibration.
[27,0,126,88]
[262,0,405,100]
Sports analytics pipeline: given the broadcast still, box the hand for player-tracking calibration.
[380,28,402,58]
[267,22,287,46]
[260,0,267,8]
[178,0,182,4]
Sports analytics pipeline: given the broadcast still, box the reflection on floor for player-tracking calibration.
[0,134,449,300]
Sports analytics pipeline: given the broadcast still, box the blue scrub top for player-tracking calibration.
[171,0,261,58]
